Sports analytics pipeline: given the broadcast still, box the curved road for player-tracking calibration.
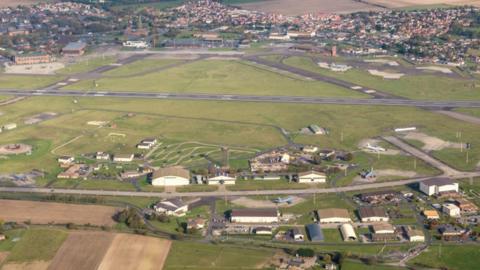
[1,89,480,108]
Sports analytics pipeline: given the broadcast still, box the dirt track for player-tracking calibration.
[98,234,171,270]
[48,231,115,270]
[0,200,118,226]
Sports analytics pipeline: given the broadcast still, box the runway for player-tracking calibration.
[1,89,480,108]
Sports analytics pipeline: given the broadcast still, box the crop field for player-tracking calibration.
[63,59,368,98]
[164,241,274,269]
[0,96,478,178]
[98,234,171,270]
[238,0,384,15]
[282,56,480,100]
[0,199,118,226]
[365,0,480,9]
[48,231,114,270]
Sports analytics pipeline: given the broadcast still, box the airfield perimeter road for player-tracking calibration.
[1,89,480,108]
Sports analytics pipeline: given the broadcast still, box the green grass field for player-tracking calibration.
[408,244,480,269]
[164,241,274,269]
[56,56,117,75]
[102,59,182,77]
[63,59,368,98]
[0,74,63,89]
[5,228,67,263]
[342,260,407,269]
[282,56,480,100]
[0,96,478,177]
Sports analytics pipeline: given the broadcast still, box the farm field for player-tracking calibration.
[365,0,480,9]
[63,59,368,98]
[48,231,114,270]
[164,241,274,269]
[0,199,118,226]
[0,96,478,177]
[98,234,171,270]
[239,0,384,15]
[3,228,67,267]
[282,56,480,100]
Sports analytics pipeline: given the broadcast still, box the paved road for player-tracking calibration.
[2,89,480,108]
[2,173,480,199]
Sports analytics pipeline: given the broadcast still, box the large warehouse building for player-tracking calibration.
[317,208,351,223]
[151,166,190,186]
[419,178,458,196]
[230,208,279,223]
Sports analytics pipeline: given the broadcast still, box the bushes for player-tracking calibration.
[114,207,145,229]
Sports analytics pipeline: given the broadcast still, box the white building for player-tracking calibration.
[151,166,190,186]
[371,223,395,234]
[340,223,357,241]
[297,171,326,183]
[442,203,461,217]
[113,154,134,162]
[406,228,425,242]
[96,152,110,160]
[137,138,157,150]
[154,199,188,216]
[317,208,351,223]
[420,178,458,196]
[123,40,149,49]
[230,208,279,223]
[58,156,74,164]
[2,123,17,130]
[207,173,236,185]
[358,207,389,222]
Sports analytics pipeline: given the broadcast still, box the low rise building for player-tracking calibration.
[297,170,326,183]
[340,223,357,241]
[371,223,395,234]
[187,217,206,230]
[207,172,236,185]
[454,198,478,214]
[13,53,52,65]
[62,41,87,56]
[305,223,324,242]
[423,210,440,220]
[358,207,389,222]
[442,203,461,217]
[151,166,190,186]
[253,227,273,235]
[154,199,188,216]
[230,208,279,223]
[113,154,134,162]
[95,152,110,160]
[317,208,351,224]
[405,227,425,242]
[419,178,458,196]
[58,156,74,165]
[2,123,17,130]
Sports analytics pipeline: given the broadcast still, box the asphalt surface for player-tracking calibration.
[2,89,480,108]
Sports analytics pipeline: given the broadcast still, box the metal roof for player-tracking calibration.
[422,177,455,187]
[306,223,324,242]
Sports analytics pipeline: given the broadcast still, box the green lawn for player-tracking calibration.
[0,74,63,89]
[0,229,26,252]
[63,59,368,98]
[176,185,219,192]
[76,180,137,191]
[6,228,67,263]
[164,241,274,269]
[102,59,182,77]
[408,244,480,269]
[342,260,407,270]
[56,56,117,75]
[322,228,343,243]
[283,56,480,100]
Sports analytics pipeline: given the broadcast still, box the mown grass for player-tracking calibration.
[102,59,182,77]
[408,244,480,270]
[0,74,63,89]
[56,56,117,75]
[63,59,368,98]
[283,56,480,100]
